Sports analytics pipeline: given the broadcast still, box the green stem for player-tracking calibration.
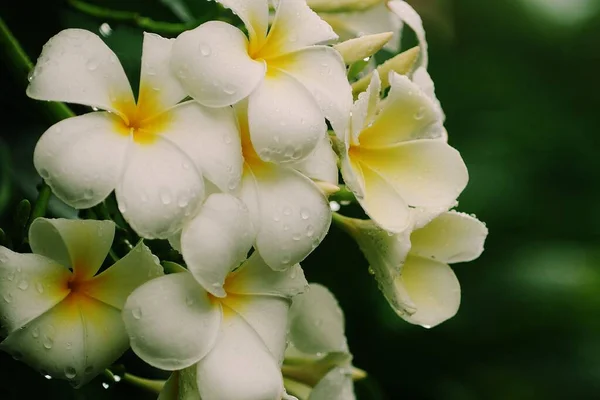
[122,373,165,393]
[331,212,358,237]
[0,140,12,216]
[27,183,52,226]
[329,185,357,204]
[0,16,75,122]
[68,0,196,35]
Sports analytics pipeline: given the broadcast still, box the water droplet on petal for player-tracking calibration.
[102,382,110,389]
[39,168,50,179]
[283,207,292,216]
[132,307,142,320]
[160,190,172,205]
[306,225,315,237]
[300,209,310,220]
[43,336,54,349]
[17,280,29,291]
[84,366,94,375]
[199,43,212,56]
[329,201,341,211]
[223,84,237,95]
[65,366,77,379]
[36,282,44,293]
[86,58,99,71]
[414,106,426,120]
[31,328,39,338]
[99,22,112,37]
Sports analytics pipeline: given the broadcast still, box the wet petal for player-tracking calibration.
[116,137,205,239]
[395,255,460,328]
[138,32,187,111]
[160,102,243,193]
[309,367,356,400]
[33,112,129,209]
[80,241,164,309]
[171,21,266,107]
[0,247,70,335]
[248,72,325,164]
[288,134,338,186]
[357,73,443,148]
[123,273,221,370]
[270,46,352,137]
[196,310,284,400]
[289,283,348,355]
[159,368,201,400]
[27,29,135,117]
[354,140,468,209]
[0,294,129,387]
[242,164,331,270]
[227,252,307,298]
[349,71,381,143]
[410,211,488,264]
[181,194,255,297]
[388,0,428,68]
[216,0,269,51]
[29,218,115,280]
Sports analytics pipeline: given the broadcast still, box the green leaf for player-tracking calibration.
[158,0,194,22]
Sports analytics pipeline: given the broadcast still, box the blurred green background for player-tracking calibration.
[1,0,600,398]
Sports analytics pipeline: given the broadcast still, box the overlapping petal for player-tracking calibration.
[410,211,488,263]
[26,29,135,117]
[0,247,69,335]
[269,46,352,136]
[122,273,221,370]
[241,164,331,270]
[288,134,338,186]
[159,368,201,400]
[33,112,130,209]
[309,367,356,400]
[116,137,205,239]
[394,255,461,328]
[29,218,115,279]
[181,194,255,297]
[216,0,269,51]
[350,70,381,142]
[248,72,325,164]
[196,310,284,400]
[171,21,266,107]
[388,1,428,69]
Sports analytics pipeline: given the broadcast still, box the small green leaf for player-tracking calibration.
[14,199,31,230]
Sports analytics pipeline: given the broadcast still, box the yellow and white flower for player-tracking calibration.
[335,209,488,328]
[28,29,243,239]
[124,253,308,400]
[171,0,353,162]
[283,283,360,400]
[337,70,468,233]
[0,218,163,387]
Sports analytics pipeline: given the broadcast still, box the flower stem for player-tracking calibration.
[68,0,196,35]
[27,182,52,226]
[329,185,357,204]
[122,373,165,393]
[0,16,75,122]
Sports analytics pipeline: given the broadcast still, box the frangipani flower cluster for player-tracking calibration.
[0,0,489,396]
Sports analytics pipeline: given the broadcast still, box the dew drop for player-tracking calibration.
[43,336,54,349]
[223,85,237,95]
[306,225,315,237]
[6,270,15,282]
[31,328,39,338]
[283,207,292,216]
[65,366,77,379]
[223,135,232,144]
[17,280,29,291]
[199,43,212,56]
[99,22,112,37]
[368,266,375,275]
[36,282,44,293]
[281,254,291,264]
[160,190,172,205]
[39,168,50,179]
[83,188,94,200]
[84,366,94,375]
[329,201,341,212]
[283,224,290,231]
[414,106,426,120]
[185,297,194,306]
[300,209,310,220]
[86,58,99,71]
[12,351,22,361]
[292,233,301,241]
[102,382,110,389]
[44,374,52,380]
[177,195,189,208]
[132,307,143,320]
[118,202,127,214]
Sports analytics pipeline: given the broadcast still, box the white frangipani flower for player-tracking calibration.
[335,209,488,328]
[283,284,359,400]
[337,70,468,233]
[0,218,163,387]
[236,103,336,270]
[124,253,308,400]
[28,29,243,239]
[171,0,352,162]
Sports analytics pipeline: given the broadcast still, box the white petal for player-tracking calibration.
[333,32,394,65]
[116,137,205,239]
[79,241,164,309]
[216,0,269,50]
[223,295,290,363]
[357,73,443,148]
[410,211,488,264]
[29,218,115,279]
[248,72,325,164]
[122,273,221,370]
[226,252,308,298]
[412,67,444,122]
[0,247,69,335]
[159,368,201,400]
[0,294,128,387]
[159,102,243,193]
[270,46,352,137]
[33,112,129,209]
[27,29,135,116]
[395,255,460,328]
[354,140,468,209]
[264,0,337,55]
[388,0,428,68]
[350,71,381,142]
[242,164,331,270]
[289,283,348,355]
[139,32,187,110]
[309,367,356,400]
[196,310,284,400]
[171,21,266,107]
[181,194,255,297]
[288,134,338,186]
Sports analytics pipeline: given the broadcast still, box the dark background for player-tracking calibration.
[1,0,600,398]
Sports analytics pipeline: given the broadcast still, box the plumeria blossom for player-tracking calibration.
[335,209,488,327]
[336,70,468,233]
[124,252,308,400]
[28,29,243,239]
[283,284,360,400]
[311,0,402,53]
[171,0,353,162]
[0,218,163,387]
